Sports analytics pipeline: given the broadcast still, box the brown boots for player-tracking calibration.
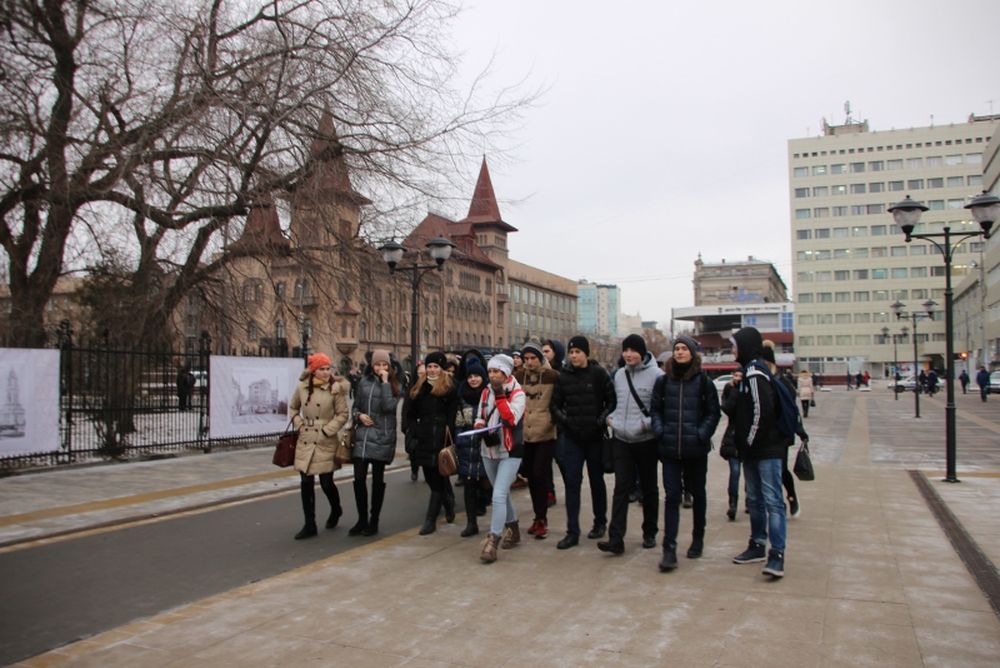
[501,520,521,549]
[480,533,500,563]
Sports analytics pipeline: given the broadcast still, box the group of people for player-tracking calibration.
[286,325,804,578]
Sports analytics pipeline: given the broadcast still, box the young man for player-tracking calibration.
[728,326,787,578]
[599,334,663,555]
[514,341,559,539]
[550,335,615,549]
[976,366,990,402]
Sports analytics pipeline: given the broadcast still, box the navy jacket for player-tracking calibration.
[651,357,720,460]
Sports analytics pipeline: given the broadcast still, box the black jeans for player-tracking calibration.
[661,456,707,548]
[559,433,607,536]
[523,440,555,521]
[609,438,659,543]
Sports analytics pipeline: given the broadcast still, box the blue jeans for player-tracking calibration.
[559,433,608,536]
[742,457,785,552]
[728,457,741,499]
[482,456,522,535]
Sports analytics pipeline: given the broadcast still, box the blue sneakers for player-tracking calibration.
[762,549,785,578]
[732,539,767,564]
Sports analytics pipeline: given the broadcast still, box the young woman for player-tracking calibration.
[797,369,814,418]
[288,353,350,540]
[454,351,489,537]
[475,354,526,563]
[651,336,721,571]
[403,351,459,535]
[348,350,400,537]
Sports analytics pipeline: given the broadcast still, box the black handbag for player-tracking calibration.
[793,441,815,481]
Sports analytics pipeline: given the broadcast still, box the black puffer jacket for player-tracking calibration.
[550,359,615,442]
[651,356,720,460]
[402,378,458,468]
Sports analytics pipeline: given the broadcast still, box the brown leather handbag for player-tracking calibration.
[273,421,298,468]
[437,427,458,477]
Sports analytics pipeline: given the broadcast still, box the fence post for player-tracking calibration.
[199,330,211,453]
[57,320,74,465]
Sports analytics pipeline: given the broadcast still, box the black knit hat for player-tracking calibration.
[621,334,647,357]
[567,335,590,357]
[424,351,447,368]
[464,357,486,379]
[674,335,700,354]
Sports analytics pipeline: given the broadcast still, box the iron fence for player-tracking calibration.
[0,328,294,472]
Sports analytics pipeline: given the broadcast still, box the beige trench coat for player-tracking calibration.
[288,373,350,475]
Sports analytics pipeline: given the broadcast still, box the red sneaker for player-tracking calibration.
[547,490,557,507]
[534,518,548,539]
[526,519,539,535]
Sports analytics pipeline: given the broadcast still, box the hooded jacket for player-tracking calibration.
[651,355,720,459]
[731,327,784,460]
[609,351,663,443]
[545,339,567,370]
[514,362,559,443]
[476,375,526,459]
[351,366,399,463]
[550,358,615,442]
[289,370,350,475]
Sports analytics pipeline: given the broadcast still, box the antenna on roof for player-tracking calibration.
[844,100,853,124]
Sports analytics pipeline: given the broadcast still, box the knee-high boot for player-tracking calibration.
[349,479,368,536]
[461,483,479,537]
[295,476,318,540]
[318,473,342,529]
[363,482,386,536]
[420,492,442,535]
[442,484,456,524]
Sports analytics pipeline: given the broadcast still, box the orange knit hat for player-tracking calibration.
[307,353,332,373]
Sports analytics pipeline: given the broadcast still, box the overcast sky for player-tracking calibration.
[442,0,1000,327]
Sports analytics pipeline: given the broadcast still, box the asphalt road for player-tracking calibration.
[0,468,438,666]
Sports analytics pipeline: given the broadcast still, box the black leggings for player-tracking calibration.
[300,472,340,509]
[353,459,386,487]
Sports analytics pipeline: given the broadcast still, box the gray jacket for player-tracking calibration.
[351,373,399,463]
[609,352,664,443]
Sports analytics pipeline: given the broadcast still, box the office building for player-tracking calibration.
[577,281,619,337]
[789,115,997,379]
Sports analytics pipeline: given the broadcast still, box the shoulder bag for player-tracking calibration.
[437,426,458,477]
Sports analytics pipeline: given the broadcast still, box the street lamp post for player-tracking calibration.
[891,300,936,418]
[881,326,904,402]
[888,192,999,483]
[379,236,456,378]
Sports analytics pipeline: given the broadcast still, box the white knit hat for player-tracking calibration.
[487,354,514,377]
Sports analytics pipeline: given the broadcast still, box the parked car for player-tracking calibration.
[713,374,734,392]
[888,376,918,393]
[990,371,1000,394]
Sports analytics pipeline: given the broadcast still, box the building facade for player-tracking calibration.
[577,281,619,337]
[789,115,997,379]
[693,254,789,305]
[505,259,577,348]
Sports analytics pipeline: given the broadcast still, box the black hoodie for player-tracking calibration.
[729,327,784,460]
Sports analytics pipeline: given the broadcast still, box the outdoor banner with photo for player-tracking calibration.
[208,356,305,439]
[0,348,60,457]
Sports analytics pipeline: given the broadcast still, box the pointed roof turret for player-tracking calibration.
[459,157,516,231]
[230,196,290,255]
[300,107,371,205]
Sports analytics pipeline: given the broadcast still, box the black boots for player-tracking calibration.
[420,492,442,535]
[658,542,678,572]
[442,488,456,524]
[461,484,479,537]
[362,482,385,536]
[349,479,368,536]
[295,477,318,540]
[727,494,738,521]
[318,472,341,529]
[687,536,704,559]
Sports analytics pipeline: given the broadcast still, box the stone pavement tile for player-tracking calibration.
[821,619,922,666]
[717,636,823,668]
[22,641,175,668]
[824,598,912,627]
[910,606,1000,667]
[826,564,906,604]
[902,583,994,614]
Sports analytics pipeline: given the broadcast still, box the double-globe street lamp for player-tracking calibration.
[379,236,456,378]
[880,325,909,402]
[890,301,936,417]
[888,191,999,483]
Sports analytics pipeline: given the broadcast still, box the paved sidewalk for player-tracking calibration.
[4,390,1000,666]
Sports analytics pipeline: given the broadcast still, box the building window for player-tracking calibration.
[890,246,907,257]
[891,268,908,279]
[850,183,866,194]
[851,226,867,237]
[835,313,852,324]
[830,164,846,174]
[926,156,943,167]
[832,185,847,195]
[928,200,945,210]
[850,162,865,173]
[853,269,869,280]
[944,154,963,166]
[910,245,927,256]
[888,180,905,191]
[969,175,983,186]
[813,186,829,197]
[798,293,813,303]
[872,268,888,279]
[835,292,850,303]
[796,230,812,240]
[814,207,829,218]
[832,206,848,217]
[928,177,944,188]
[854,248,869,258]
[834,270,849,281]
[817,335,833,346]
[833,227,849,238]
[869,182,885,193]
[907,179,924,190]
[854,313,871,323]
[795,209,811,219]
[906,158,923,169]
[854,291,870,301]
[795,187,810,198]
[793,166,809,177]
[815,228,830,238]
[887,159,903,170]
[817,292,832,303]
[870,225,887,236]
[867,204,885,214]
[869,160,884,171]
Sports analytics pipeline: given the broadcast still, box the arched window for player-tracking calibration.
[275,319,285,339]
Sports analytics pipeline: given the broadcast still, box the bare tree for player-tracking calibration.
[1,0,531,346]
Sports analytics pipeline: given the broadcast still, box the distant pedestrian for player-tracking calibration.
[845,373,852,390]
[720,372,743,521]
[729,327,788,578]
[863,370,870,387]
[651,335,720,571]
[797,370,814,418]
[959,369,970,395]
[918,370,927,394]
[348,350,400,537]
[288,353,350,540]
[976,366,990,402]
[176,365,195,411]
[927,369,939,396]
